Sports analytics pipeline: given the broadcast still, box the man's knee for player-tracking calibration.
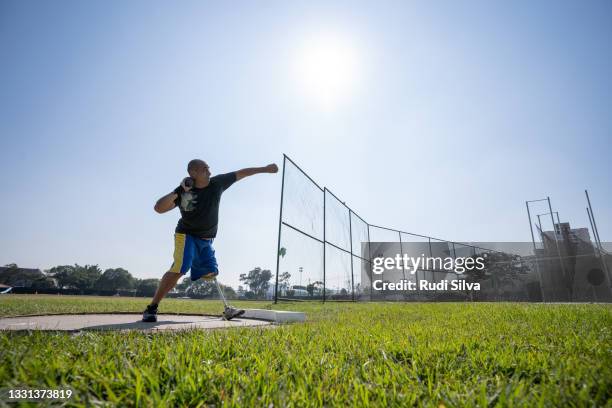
[161,271,182,284]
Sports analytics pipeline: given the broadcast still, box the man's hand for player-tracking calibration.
[180,177,193,193]
[265,163,279,173]
[236,163,279,181]
[154,177,190,214]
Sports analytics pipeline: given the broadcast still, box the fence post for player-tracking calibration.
[349,210,355,301]
[273,155,286,304]
[398,232,406,281]
[323,188,326,302]
[367,224,372,300]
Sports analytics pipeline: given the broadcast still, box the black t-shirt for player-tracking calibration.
[173,172,237,238]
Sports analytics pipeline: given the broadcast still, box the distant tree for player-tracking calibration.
[48,264,102,289]
[464,252,529,300]
[278,271,291,295]
[0,264,19,285]
[46,265,74,288]
[31,276,57,289]
[185,279,216,298]
[223,285,236,299]
[0,265,47,287]
[77,265,103,289]
[173,278,236,299]
[135,279,160,297]
[175,277,192,294]
[239,267,272,298]
[306,281,323,297]
[95,268,135,291]
[461,259,487,283]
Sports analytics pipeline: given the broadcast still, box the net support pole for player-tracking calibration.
[323,188,326,302]
[367,224,372,299]
[274,155,286,304]
[349,210,355,301]
[585,190,604,249]
[398,231,406,282]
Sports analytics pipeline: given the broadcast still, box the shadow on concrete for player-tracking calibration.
[0,314,267,332]
[83,319,201,331]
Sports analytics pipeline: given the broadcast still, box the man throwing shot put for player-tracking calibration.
[142,159,278,322]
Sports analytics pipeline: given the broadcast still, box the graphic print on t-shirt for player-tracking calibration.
[174,172,237,238]
[180,191,197,212]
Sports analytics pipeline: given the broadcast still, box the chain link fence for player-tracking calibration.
[273,155,612,302]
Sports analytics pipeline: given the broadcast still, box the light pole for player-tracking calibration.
[526,198,549,302]
[527,197,567,300]
[538,210,572,299]
[585,190,611,287]
[536,214,543,235]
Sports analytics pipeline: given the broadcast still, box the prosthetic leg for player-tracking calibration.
[214,278,245,320]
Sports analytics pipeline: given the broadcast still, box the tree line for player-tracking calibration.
[0,264,278,299]
[0,263,161,296]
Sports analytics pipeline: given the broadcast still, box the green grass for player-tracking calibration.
[0,295,610,407]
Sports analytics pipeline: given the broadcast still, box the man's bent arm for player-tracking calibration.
[154,192,178,214]
[235,163,278,181]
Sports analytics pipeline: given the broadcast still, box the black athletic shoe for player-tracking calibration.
[222,306,245,321]
[142,304,158,322]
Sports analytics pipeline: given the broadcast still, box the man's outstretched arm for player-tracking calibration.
[235,163,278,181]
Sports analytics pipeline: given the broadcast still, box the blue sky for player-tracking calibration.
[1,0,610,287]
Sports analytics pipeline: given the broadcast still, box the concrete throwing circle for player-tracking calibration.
[0,314,272,332]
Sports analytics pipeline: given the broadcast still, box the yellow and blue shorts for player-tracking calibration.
[169,233,219,281]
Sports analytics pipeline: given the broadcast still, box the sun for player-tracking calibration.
[293,33,361,110]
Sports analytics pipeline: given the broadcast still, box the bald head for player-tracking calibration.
[187,159,211,185]
[187,159,206,174]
